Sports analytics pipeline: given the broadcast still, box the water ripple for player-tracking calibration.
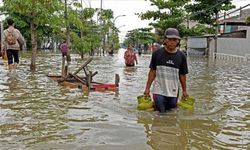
[0,52,250,150]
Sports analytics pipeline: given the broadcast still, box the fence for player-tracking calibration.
[213,53,249,62]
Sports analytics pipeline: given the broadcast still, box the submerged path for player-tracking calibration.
[0,50,250,150]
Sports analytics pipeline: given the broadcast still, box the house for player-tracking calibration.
[208,7,250,61]
[208,25,250,62]
[219,7,250,33]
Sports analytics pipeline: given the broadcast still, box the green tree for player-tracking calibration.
[98,9,114,55]
[124,27,156,52]
[68,5,104,58]
[70,18,101,58]
[138,0,190,37]
[246,16,250,25]
[185,0,235,25]
[109,26,120,51]
[186,24,215,36]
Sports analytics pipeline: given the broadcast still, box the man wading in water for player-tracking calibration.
[144,28,189,113]
[2,18,25,72]
[124,43,138,67]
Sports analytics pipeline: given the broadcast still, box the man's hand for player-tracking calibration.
[144,88,150,97]
[182,91,189,100]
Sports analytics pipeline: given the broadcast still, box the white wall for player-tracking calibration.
[217,27,250,57]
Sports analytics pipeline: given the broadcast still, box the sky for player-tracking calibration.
[88,0,250,41]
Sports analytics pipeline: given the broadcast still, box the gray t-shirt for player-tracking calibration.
[3,27,25,50]
[149,47,188,97]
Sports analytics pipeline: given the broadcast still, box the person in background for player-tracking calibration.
[59,40,71,62]
[2,18,25,71]
[108,44,114,56]
[144,28,189,113]
[0,43,2,58]
[138,44,142,55]
[124,43,138,67]
[59,40,68,57]
[152,43,161,53]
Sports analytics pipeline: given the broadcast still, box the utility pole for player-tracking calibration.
[65,0,70,49]
[100,0,103,56]
[186,14,190,29]
[214,6,219,60]
[100,0,103,24]
[80,0,84,38]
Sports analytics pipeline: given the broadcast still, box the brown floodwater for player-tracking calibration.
[0,49,250,150]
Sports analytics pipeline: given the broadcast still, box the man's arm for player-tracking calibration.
[179,74,188,98]
[144,69,156,97]
[124,51,128,59]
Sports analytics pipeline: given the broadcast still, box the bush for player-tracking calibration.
[246,16,250,25]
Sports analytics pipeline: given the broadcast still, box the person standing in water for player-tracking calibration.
[124,43,138,67]
[2,18,25,71]
[144,28,188,113]
[152,43,161,53]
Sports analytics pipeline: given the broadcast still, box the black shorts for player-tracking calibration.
[126,64,135,67]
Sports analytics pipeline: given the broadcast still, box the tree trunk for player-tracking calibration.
[65,0,71,63]
[81,52,84,59]
[30,21,37,72]
[102,32,106,56]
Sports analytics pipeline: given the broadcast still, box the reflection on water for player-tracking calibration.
[0,50,250,150]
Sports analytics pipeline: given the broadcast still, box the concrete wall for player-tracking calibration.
[187,37,209,56]
[209,39,215,57]
[217,27,250,57]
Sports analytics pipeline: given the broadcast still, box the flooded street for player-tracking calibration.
[0,49,250,150]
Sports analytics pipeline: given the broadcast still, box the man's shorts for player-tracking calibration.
[153,94,177,113]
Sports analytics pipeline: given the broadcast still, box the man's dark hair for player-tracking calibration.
[7,18,14,26]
